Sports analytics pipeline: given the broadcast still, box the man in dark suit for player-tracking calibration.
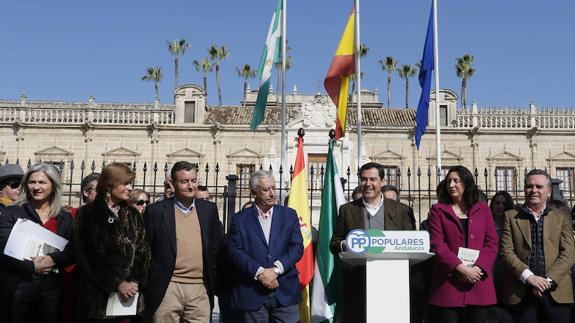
[500,169,575,323]
[228,170,303,323]
[144,161,223,322]
[330,162,413,323]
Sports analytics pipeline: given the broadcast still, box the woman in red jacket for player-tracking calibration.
[427,165,499,323]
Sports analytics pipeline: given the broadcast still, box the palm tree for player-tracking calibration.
[208,45,230,105]
[235,64,256,105]
[378,56,398,108]
[193,58,213,97]
[455,54,475,109]
[397,64,417,108]
[274,46,293,106]
[350,44,369,104]
[167,39,189,89]
[141,66,163,99]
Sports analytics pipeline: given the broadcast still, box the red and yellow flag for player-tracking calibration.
[288,135,313,323]
[324,6,356,139]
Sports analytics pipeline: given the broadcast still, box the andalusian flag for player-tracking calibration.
[310,138,345,323]
[324,6,355,139]
[288,135,313,323]
[250,0,282,130]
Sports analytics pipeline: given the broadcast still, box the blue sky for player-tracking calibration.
[0,1,573,108]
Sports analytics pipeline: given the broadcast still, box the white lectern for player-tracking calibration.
[340,230,434,323]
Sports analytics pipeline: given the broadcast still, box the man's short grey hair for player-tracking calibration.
[18,163,63,218]
[249,170,274,192]
[524,169,552,188]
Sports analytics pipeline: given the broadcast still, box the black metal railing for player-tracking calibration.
[4,159,571,231]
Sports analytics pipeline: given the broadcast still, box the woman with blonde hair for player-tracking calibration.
[0,162,75,323]
[127,188,150,215]
[75,162,150,322]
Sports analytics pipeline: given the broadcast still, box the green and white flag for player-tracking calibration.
[250,0,282,130]
[310,139,346,322]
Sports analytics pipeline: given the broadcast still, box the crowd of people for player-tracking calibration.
[0,160,574,323]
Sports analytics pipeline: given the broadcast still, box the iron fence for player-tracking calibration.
[4,159,572,231]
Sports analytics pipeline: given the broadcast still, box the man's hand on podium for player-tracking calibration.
[340,240,349,252]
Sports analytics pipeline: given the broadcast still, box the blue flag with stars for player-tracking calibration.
[415,3,434,149]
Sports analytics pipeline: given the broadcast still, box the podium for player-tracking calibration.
[340,230,434,323]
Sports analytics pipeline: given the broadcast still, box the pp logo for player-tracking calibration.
[346,229,370,254]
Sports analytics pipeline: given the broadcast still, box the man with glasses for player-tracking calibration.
[80,173,100,205]
[0,164,24,210]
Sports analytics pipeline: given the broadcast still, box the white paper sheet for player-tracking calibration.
[457,247,480,267]
[106,292,139,316]
[3,218,68,261]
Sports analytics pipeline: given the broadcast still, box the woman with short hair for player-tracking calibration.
[75,163,150,322]
[427,165,499,323]
[0,162,75,323]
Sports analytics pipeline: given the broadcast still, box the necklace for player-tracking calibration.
[108,204,120,224]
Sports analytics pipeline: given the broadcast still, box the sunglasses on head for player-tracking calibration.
[136,199,150,206]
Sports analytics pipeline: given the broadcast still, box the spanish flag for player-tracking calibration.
[288,134,313,323]
[324,6,355,139]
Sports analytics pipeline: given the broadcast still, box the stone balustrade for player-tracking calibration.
[0,101,174,125]
[2,96,575,129]
[456,106,575,129]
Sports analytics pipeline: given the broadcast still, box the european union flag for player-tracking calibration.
[415,3,435,149]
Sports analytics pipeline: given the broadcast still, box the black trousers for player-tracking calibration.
[10,276,62,323]
[428,305,490,323]
[507,294,570,323]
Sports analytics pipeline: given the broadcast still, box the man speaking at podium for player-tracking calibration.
[330,162,413,323]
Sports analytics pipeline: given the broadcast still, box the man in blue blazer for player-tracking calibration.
[228,170,304,323]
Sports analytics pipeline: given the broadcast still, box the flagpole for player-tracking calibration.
[355,0,362,169]
[280,0,287,199]
[433,0,442,176]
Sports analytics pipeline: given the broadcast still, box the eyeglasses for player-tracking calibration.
[8,181,21,189]
[136,200,150,206]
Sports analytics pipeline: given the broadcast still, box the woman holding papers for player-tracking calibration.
[0,162,75,323]
[427,166,499,323]
[75,162,150,322]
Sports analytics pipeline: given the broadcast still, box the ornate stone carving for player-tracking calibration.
[301,96,336,129]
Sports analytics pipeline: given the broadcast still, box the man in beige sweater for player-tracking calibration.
[144,161,223,323]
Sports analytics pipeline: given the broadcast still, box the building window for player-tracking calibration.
[439,105,448,127]
[556,167,574,194]
[495,167,516,192]
[236,163,255,188]
[184,101,196,123]
[382,165,399,187]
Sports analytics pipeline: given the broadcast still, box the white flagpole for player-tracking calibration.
[355,0,362,169]
[433,0,442,176]
[280,0,287,193]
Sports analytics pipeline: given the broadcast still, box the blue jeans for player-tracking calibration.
[243,293,299,323]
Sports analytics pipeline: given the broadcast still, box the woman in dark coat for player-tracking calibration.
[75,163,150,322]
[427,165,499,323]
[0,162,75,323]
